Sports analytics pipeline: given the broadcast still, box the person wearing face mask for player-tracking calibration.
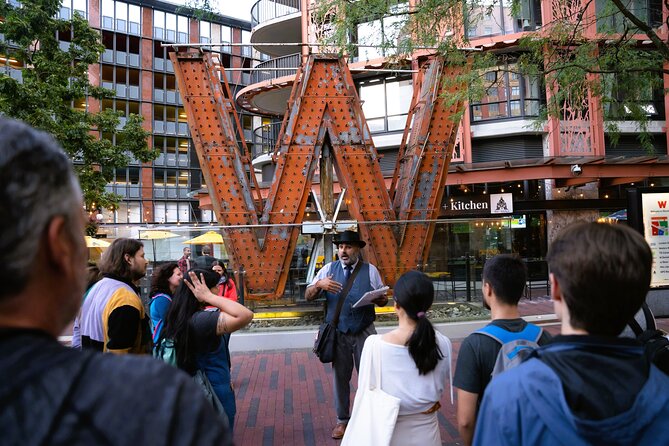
[211,260,237,302]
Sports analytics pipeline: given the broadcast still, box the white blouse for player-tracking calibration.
[371,332,452,415]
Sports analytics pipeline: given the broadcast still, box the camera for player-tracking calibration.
[571,164,582,176]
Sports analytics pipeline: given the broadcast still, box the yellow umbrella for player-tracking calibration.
[138,230,181,240]
[85,236,111,248]
[139,230,181,266]
[183,230,224,245]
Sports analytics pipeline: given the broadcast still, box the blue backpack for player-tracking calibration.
[149,293,172,344]
[476,323,543,377]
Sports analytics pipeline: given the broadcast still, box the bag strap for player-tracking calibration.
[642,302,656,331]
[476,323,542,344]
[373,335,383,390]
[331,261,363,327]
[628,307,647,338]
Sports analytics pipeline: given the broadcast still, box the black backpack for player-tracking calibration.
[628,303,669,375]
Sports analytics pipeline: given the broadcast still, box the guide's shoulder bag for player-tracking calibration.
[313,262,362,363]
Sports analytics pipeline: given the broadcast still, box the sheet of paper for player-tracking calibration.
[352,286,390,308]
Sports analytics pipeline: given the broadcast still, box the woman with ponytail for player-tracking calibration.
[351,270,452,446]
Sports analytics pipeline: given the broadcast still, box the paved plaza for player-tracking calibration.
[229,297,551,445]
[229,297,669,445]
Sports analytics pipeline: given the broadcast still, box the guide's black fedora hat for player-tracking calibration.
[333,230,366,248]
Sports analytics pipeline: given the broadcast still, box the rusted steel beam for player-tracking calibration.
[171,51,466,297]
[392,58,465,272]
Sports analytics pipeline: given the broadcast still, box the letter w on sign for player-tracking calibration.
[170,51,466,298]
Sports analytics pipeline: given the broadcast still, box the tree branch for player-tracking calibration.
[610,0,669,60]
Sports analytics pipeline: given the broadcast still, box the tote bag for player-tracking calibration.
[341,335,401,446]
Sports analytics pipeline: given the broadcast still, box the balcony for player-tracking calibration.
[237,53,299,116]
[250,0,302,57]
[251,53,299,84]
[251,122,282,159]
[251,0,300,27]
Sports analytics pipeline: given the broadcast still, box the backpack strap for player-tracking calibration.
[149,292,172,305]
[642,302,656,331]
[149,293,173,343]
[627,303,656,337]
[476,323,542,344]
[152,320,163,343]
[628,316,644,337]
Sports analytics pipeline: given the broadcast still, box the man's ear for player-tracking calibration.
[549,273,564,319]
[549,273,561,302]
[44,216,73,274]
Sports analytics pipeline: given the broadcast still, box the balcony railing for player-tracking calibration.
[251,0,301,27]
[251,121,282,158]
[251,53,300,84]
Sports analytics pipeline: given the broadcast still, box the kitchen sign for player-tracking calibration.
[441,193,513,217]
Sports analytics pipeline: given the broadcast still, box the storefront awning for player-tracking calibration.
[446,155,669,187]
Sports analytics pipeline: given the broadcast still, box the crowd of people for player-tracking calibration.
[2,117,669,445]
[72,235,253,432]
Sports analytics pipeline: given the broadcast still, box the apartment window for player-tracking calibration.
[59,0,87,19]
[101,1,136,34]
[154,136,189,167]
[200,20,211,43]
[115,2,127,33]
[102,0,114,29]
[73,0,86,17]
[154,201,192,223]
[596,0,662,32]
[101,99,141,135]
[102,65,140,99]
[103,166,141,199]
[603,71,665,119]
[153,40,174,72]
[178,106,188,135]
[156,12,190,43]
[210,23,232,53]
[101,31,140,67]
[154,104,183,134]
[358,76,412,133]
[153,169,191,200]
[154,10,165,39]
[354,2,408,61]
[201,209,216,223]
[110,201,142,223]
[177,16,189,43]
[471,63,544,122]
[154,72,178,103]
[241,30,252,58]
[128,4,140,35]
[465,0,542,38]
[221,25,232,53]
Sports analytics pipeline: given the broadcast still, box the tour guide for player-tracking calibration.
[305,230,388,439]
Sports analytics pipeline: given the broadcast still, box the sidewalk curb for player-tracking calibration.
[228,314,558,353]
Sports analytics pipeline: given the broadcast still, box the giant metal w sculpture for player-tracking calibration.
[170,51,465,298]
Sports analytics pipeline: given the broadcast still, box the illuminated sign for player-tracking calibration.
[442,193,513,217]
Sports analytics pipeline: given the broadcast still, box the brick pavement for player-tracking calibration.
[230,296,556,446]
[229,297,669,446]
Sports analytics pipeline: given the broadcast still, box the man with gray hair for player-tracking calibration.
[0,118,231,444]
